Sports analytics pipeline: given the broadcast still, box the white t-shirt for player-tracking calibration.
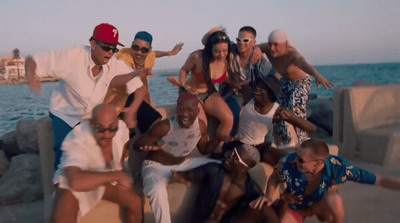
[34,46,142,127]
[236,99,279,145]
[52,119,129,215]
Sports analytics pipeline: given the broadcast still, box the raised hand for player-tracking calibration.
[169,42,184,56]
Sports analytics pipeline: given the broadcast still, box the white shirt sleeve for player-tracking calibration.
[126,76,143,94]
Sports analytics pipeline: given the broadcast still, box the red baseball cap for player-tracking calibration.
[92,23,124,46]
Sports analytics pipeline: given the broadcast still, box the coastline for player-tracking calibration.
[0,78,58,86]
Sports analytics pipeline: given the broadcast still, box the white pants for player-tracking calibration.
[141,157,219,223]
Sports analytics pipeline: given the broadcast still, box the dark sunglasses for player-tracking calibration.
[236,38,252,43]
[94,39,119,53]
[131,45,150,53]
[93,125,119,133]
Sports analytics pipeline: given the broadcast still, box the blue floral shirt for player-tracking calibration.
[277,153,376,210]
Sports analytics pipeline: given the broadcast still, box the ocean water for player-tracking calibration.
[0,62,399,136]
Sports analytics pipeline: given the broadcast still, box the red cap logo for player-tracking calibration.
[92,23,124,46]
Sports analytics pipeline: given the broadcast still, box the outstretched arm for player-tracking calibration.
[273,108,316,133]
[294,54,334,89]
[154,42,184,58]
[375,175,400,190]
[132,119,169,151]
[25,56,42,96]
[109,68,154,88]
[167,51,197,87]
[66,166,133,191]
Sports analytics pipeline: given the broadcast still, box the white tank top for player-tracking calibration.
[236,99,279,145]
[157,115,201,157]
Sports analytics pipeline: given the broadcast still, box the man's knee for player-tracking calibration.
[52,188,79,223]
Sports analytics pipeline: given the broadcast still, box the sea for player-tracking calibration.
[0,62,399,136]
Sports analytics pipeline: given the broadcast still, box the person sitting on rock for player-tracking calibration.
[172,144,279,223]
[215,75,316,165]
[133,93,221,223]
[51,103,142,223]
[251,138,400,223]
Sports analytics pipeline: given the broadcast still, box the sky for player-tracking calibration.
[1,0,399,70]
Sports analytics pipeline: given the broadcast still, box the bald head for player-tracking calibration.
[92,103,118,123]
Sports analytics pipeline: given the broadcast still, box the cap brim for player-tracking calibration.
[118,42,125,47]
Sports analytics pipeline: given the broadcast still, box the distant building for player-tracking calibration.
[0,56,25,81]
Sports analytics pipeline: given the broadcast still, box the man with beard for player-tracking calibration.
[133,93,221,223]
[52,103,143,223]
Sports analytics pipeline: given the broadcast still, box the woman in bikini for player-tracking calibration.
[168,30,235,143]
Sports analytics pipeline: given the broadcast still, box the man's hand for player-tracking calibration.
[121,107,137,129]
[169,42,184,56]
[113,171,133,190]
[315,75,334,90]
[273,108,295,122]
[280,190,303,204]
[251,47,263,65]
[231,79,251,96]
[139,144,166,151]
[171,171,191,187]
[136,68,154,80]
[249,195,274,209]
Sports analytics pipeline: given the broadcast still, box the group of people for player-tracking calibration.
[25,23,400,223]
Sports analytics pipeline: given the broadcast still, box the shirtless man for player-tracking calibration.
[252,138,400,223]
[257,30,334,144]
[220,26,274,136]
[133,93,221,223]
[52,104,142,223]
[172,144,279,223]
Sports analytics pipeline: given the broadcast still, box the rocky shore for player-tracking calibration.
[5,93,399,223]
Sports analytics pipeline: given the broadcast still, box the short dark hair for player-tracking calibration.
[300,138,329,160]
[239,26,257,37]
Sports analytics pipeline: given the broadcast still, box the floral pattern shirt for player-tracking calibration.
[277,153,376,210]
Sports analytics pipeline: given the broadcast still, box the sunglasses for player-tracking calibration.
[94,39,119,53]
[236,38,252,43]
[93,125,119,134]
[230,147,249,168]
[131,45,150,53]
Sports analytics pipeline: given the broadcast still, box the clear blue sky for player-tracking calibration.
[1,0,399,69]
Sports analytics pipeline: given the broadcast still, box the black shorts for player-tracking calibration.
[119,93,162,135]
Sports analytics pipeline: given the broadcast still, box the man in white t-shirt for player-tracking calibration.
[25,23,151,169]
[52,103,142,223]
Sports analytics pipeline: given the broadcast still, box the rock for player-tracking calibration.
[0,131,23,157]
[307,98,333,135]
[0,154,43,205]
[0,150,9,176]
[352,80,375,86]
[15,119,39,153]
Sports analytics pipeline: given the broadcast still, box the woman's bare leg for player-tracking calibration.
[203,93,233,141]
